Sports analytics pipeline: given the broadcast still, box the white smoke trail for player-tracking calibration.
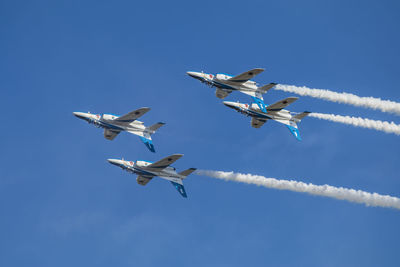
[274,84,400,115]
[196,170,400,210]
[309,112,400,135]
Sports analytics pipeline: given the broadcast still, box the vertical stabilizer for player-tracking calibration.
[171,181,187,198]
[286,123,301,141]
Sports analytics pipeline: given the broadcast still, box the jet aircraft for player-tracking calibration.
[107,154,196,198]
[223,97,311,141]
[187,68,276,112]
[73,108,164,152]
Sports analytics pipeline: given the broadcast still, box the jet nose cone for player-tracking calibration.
[186,71,202,78]
[107,159,122,166]
[73,112,87,119]
[223,101,236,108]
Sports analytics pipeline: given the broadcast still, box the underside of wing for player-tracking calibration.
[215,88,232,99]
[136,175,153,186]
[251,117,267,128]
[228,68,264,83]
[267,97,298,112]
[104,129,120,140]
[114,107,150,123]
[147,154,183,170]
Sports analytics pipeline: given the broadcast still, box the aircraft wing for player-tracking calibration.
[147,154,183,170]
[267,97,299,111]
[136,175,153,186]
[251,117,267,128]
[114,107,150,123]
[215,88,232,99]
[228,68,264,83]
[104,129,120,140]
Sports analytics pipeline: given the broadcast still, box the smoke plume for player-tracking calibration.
[275,84,400,115]
[196,170,400,210]
[309,112,400,135]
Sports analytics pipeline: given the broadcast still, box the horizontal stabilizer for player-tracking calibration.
[257,83,277,94]
[293,111,311,121]
[147,122,165,133]
[179,168,197,178]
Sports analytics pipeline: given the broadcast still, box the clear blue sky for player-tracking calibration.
[1,0,400,266]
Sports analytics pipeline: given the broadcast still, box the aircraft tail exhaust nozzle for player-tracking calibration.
[140,137,155,153]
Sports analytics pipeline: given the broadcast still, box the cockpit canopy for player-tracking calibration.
[216,73,230,80]
[102,114,117,120]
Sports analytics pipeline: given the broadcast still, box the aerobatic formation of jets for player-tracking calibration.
[74,67,311,198]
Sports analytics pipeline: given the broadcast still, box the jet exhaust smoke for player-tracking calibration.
[275,84,400,116]
[196,170,400,210]
[309,112,400,135]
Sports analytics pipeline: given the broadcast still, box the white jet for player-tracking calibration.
[223,98,311,141]
[187,68,277,112]
[107,154,196,198]
[73,108,164,152]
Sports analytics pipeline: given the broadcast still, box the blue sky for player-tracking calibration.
[1,0,400,266]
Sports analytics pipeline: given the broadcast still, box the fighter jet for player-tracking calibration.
[187,68,277,112]
[223,97,311,141]
[107,154,196,198]
[73,108,164,152]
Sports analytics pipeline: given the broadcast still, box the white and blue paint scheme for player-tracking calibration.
[73,107,164,152]
[107,154,196,198]
[187,68,276,112]
[223,98,311,141]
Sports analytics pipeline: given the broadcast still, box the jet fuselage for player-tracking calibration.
[187,71,258,92]
[73,112,148,134]
[107,159,185,180]
[223,102,293,122]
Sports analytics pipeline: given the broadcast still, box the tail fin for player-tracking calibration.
[147,122,165,133]
[286,124,302,141]
[171,181,187,198]
[139,136,155,152]
[251,96,267,113]
[179,168,197,179]
[257,83,277,94]
[286,112,311,141]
